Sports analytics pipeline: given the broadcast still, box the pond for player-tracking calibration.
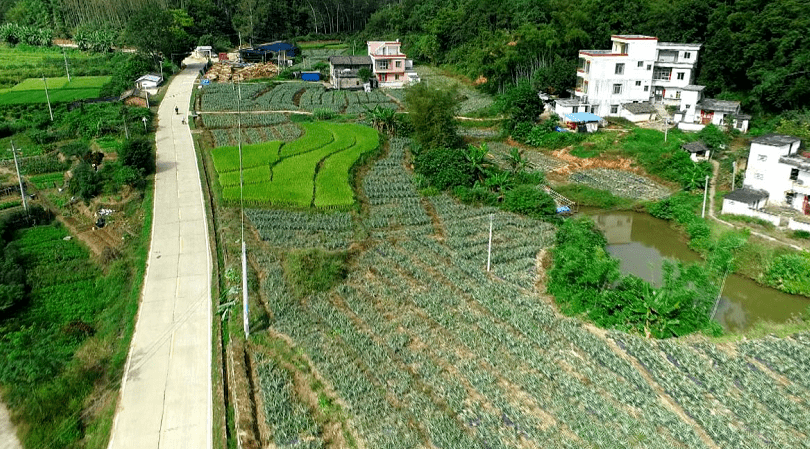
[584,210,809,332]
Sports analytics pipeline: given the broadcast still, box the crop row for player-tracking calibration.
[201,112,287,128]
[199,82,265,111]
[256,357,323,447]
[361,138,431,229]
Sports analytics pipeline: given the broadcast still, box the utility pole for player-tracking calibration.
[9,141,27,213]
[237,82,249,339]
[731,160,737,191]
[159,59,163,82]
[63,49,70,82]
[701,175,709,218]
[486,214,494,272]
[42,76,53,121]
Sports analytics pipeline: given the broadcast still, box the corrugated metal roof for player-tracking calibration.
[681,141,709,153]
[622,102,656,114]
[328,56,372,66]
[752,133,800,147]
[724,188,769,204]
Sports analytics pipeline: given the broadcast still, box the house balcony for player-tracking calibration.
[791,180,810,196]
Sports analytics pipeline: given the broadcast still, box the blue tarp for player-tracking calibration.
[564,112,602,123]
[556,205,571,214]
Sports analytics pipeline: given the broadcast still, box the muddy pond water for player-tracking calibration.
[583,210,809,332]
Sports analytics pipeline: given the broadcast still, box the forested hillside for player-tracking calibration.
[1,0,808,112]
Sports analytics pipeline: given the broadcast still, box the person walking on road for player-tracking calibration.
[175,106,179,114]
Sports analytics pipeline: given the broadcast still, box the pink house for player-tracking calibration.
[367,40,411,87]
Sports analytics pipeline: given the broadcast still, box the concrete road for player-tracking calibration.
[108,63,212,449]
[0,401,21,449]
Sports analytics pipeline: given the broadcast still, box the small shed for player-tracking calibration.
[620,102,657,122]
[194,46,213,58]
[301,71,321,82]
[563,112,602,133]
[134,73,162,90]
[681,141,711,162]
[721,188,769,215]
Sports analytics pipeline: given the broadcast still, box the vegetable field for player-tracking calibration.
[240,136,810,448]
[212,122,378,207]
[200,81,399,114]
[0,76,111,105]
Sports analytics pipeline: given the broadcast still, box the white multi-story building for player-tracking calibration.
[723,134,810,222]
[742,134,809,212]
[558,35,701,120]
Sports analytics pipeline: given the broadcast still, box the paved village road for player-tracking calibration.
[0,401,21,449]
[107,63,212,449]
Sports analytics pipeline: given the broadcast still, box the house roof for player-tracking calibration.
[556,98,583,107]
[681,85,705,91]
[735,114,752,120]
[724,188,769,204]
[564,112,601,123]
[135,74,162,84]
[697,98,740,113]
[682,141,709,153]
[328,56,371,66]
[752,133,800,147]
[622,102,656,114]
[612,34,656,40]
[657,42,703,49]
[779,154,810,171]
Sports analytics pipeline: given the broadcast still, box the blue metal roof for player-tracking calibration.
[564,112,602,122]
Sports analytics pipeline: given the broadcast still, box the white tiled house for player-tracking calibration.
[560,35,701,120]
[722,134,810,223]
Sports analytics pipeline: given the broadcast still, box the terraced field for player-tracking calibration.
[0,76,111,105]
[244,136,810,449]
[212,121,379,207]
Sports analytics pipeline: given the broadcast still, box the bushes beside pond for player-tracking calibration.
[548,217,722,338]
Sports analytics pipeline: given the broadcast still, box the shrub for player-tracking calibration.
[68,162,101,200]
[414,147,475,190]
[764,252,810,296]
[313,108,335,120]
[282,249,348,298]
[792,230,810,239]
[453,185,498,206]
[502,185,556,219]
[119,137,155,175]
[59,141,91,159]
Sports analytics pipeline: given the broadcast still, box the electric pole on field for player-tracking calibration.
[238,81,249,339]
[486,214,494,272]
[63,49,70,82]
[9,141,27,213]
[42,76,53,121]
[731,160,737,191]
[702,175,710,218]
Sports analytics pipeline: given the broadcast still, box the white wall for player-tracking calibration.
[744,142,794,199]
[788,217,810,232]
[721,200,781,225]
[678,122,704,132]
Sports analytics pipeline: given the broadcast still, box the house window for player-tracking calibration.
[615,63,625,75]
[613,84,622,94]
[377,60,389,70]
[647,64,652,70]
[653,68,671,80]
[755,173,764,180]
[635,81,642,86]
[395,74,399,80]
[786,192,796,205]
[677,72,685,80]
[395,61,401,68]
[610,105,619,114]
[637,61,644,67]
[684,52,691,59]
[790,168,800,180]
[675,90,681,99]
[685,104,690,108]
[643,86,649,92]
[757,154,768,162]
[572,106,579,113]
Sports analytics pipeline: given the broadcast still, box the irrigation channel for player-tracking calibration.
[583,209,809,332]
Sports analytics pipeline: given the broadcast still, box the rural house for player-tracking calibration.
[328,55,372,89]
[674,88,750,133]
[559,35,701,120]
[134,73,162,90]
[722,134,810,231]
[367,40,418,88]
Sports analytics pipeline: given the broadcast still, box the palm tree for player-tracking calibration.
[506,147,527,173]
[465,143,492,182]
[366,105,397,136]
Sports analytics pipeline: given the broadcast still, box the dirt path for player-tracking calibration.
[707,160,804,251]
